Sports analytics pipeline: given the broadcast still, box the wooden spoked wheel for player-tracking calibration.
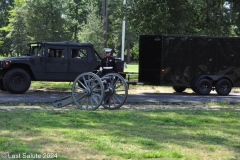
[72,72,104,110]
[101,73,128,110]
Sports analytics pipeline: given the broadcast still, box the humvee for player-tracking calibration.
[0,41,124,94]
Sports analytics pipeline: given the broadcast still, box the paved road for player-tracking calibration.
[1,90,240,104]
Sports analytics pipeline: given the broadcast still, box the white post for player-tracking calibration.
[121,0,126,61]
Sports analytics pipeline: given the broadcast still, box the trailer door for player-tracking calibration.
[138,35,162,85]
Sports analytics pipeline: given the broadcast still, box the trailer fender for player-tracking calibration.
[213,77,234,87]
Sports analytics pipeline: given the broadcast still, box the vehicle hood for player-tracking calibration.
[0,56,32,61]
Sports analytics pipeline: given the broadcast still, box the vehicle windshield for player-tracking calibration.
[29,43,43,56]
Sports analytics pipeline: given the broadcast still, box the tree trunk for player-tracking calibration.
[74,5,78,40]
[102,0,108,48]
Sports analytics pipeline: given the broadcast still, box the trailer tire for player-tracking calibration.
[3,68,31,94]
[195,78,212,95]
[173,86,186,93]
[215,79,232,96]
[0,79,7,91]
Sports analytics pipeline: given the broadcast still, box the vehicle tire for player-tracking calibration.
[195,79,212,95]
[215,79,232,96]
[3,68,31,94]
[0,79,7,91]
[173,86,186,93]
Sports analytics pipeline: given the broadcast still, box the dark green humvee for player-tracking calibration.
[0,42,124,94]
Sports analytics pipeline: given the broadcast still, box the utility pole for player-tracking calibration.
[102,0,108,48]
[121,0,126,61]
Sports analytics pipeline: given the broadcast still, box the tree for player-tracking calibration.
[104,0,138,63]
[5,0,29,56]
[125,0,233,36]
[227,0,240,35]
[25,0,71,41]
[65,0,88,41]
[0,0,14,56]
[78,4,104,55]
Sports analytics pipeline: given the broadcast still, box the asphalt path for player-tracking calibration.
[1,90,240,104]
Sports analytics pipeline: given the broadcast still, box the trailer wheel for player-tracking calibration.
[195,78,212,95]
[173,86,186,93]
[215,79,232,96]
[3,68,31,94]
[0,79,7,91]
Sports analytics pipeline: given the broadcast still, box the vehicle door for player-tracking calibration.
[68,47,93,77]
[45,46,68,79]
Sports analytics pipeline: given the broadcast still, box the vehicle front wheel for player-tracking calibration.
[3,68,31,94]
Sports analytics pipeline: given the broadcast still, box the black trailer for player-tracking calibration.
[138,34,240,95]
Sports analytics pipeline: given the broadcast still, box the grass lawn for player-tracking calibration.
[0,106,240,160]
[123,64,138,81]
[124,64,138,72]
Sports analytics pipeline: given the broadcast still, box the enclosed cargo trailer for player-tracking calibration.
[138,34,240,95]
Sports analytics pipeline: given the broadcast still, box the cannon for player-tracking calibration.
[52,72,128,110]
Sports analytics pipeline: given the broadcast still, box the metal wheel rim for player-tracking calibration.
[72,72,104,110]
[216,79,232,95]
[219,85,228,92]
[196,79,212,95]
[101,73,128,110]
[12,76,24,87]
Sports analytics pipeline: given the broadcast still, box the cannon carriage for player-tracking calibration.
[52,72,128,110]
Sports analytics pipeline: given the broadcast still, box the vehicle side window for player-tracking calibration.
[48,49,55,57]
[56,49,64,58]
[79,49,87,58]
[32,46,43,56]
[71,48,87,58]
[47,48,64,58]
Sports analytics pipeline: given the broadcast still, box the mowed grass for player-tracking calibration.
[31,81,72,90]
[0,107,240,160]
[124,64,138,72]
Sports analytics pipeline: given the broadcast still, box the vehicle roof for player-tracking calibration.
[28,41,94,47]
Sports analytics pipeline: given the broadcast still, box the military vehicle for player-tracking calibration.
[0,42,124,94]
[138,34,240,95]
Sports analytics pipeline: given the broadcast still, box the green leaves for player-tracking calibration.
[125,0,236,36]
[0,0,240,60]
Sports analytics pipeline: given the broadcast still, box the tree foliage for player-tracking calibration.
[126,0,234,36]
[25,0,73,41]
[0,0,240,61]
[78,3,104,55]
[0,0,14,56]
